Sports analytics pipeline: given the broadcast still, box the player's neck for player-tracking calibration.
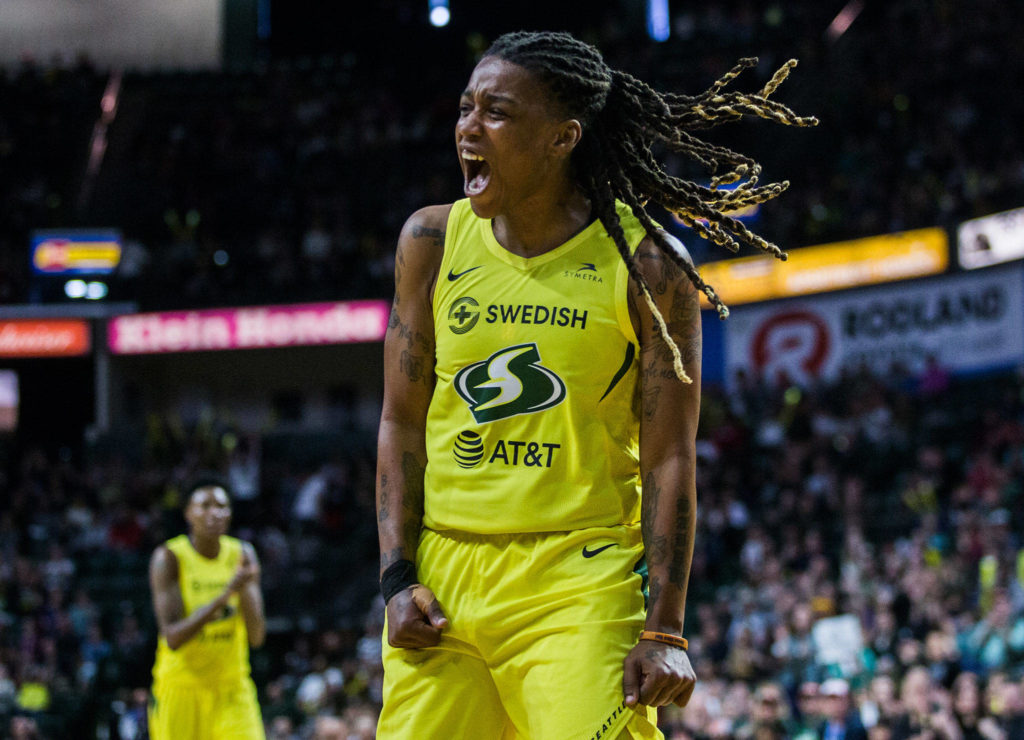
[188,533,221,559]
[492,185,591,258]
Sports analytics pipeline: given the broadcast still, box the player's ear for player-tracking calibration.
[551,119,582,159]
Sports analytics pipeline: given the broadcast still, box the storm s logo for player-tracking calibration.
[454,343,566,423]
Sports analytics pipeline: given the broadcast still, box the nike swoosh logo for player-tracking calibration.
[582,543,616,558]
[447,266,483,281]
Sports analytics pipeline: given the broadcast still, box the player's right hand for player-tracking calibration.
[386,584,448,648]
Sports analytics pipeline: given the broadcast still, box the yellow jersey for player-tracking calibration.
[152,535,251,687]
[424,198,646,534]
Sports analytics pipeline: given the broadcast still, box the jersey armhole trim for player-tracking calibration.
[615,241,641,347]
[432,200,467,320]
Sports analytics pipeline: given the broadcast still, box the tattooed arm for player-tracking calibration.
[377,204,451,648]
[622,233,701,709]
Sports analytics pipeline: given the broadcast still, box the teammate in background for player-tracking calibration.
[376,31,815,739]
[149,476,266,740]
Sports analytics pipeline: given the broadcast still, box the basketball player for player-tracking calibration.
[375,31,815,739]
[149,477,267,739]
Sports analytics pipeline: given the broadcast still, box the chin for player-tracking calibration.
[467,196,498,220]
[468,201,491,219]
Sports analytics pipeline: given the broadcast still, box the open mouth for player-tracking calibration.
[462,151,491,196]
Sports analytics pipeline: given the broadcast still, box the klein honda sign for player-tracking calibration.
[107,300,390,355]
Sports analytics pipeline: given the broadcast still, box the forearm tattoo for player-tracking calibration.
[378,473,391,523]
[380,546,405,571]
[642,472,668,567]
[643,470,695,611]
[378,453,427,570]
[668,493,694,589]
[401,452,425,552]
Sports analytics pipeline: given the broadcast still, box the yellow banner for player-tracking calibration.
[698,227,948,307]
[33,241,122,272]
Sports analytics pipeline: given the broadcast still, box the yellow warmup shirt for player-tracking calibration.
[425,198,646,534]
[152,535,250,687]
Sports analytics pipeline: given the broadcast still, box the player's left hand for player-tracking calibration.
[622,640,696,708]
[240,548,261,580]
[228,559,259,593]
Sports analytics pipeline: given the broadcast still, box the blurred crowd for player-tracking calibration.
[0,1,1022,310]
[2,359,1024,737]
[655,362,1024,739]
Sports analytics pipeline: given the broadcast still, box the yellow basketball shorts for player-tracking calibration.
[378,524,662,740]
[148,677,265,740]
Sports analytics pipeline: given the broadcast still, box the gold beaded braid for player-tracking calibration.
[486,32,818,382]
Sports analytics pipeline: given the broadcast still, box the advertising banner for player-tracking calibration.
[699,227,948,308]
[108,300,391,355]
[724,266,1024,386]
[958,206,1024,270]
[31,230,122,275]
[0,320,91,358]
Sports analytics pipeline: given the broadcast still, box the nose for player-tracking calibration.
[456,109,481,141]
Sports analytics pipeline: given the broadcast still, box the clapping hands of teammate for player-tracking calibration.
[622,640,696,708]
[386,584,449,648]
[227,555,259,593]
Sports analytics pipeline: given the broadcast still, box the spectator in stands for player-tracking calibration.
[14,664,50,713]
[963,589,1024,673]
[891,667,961,739]
[737,681,794,739]
[8,714,41,740]
[817,678,867,740]
[312,715,349,739]
[265,715,294,740]
[78,621,111,688]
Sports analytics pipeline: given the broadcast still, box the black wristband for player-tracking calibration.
[380,559,418,604]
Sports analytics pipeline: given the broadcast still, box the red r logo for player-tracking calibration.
[750,310,831,385]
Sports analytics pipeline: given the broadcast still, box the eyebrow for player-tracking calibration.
[460,90,517,106]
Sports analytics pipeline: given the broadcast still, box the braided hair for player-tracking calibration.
[484,31,817,382]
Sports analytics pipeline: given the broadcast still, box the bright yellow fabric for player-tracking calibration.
[15,682,50,711]
[426,198,646,534]
[147,678,265,740]
[152,535,250,688]
[378,527,662,740]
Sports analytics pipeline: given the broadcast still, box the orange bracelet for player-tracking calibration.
[639,630,688,650]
